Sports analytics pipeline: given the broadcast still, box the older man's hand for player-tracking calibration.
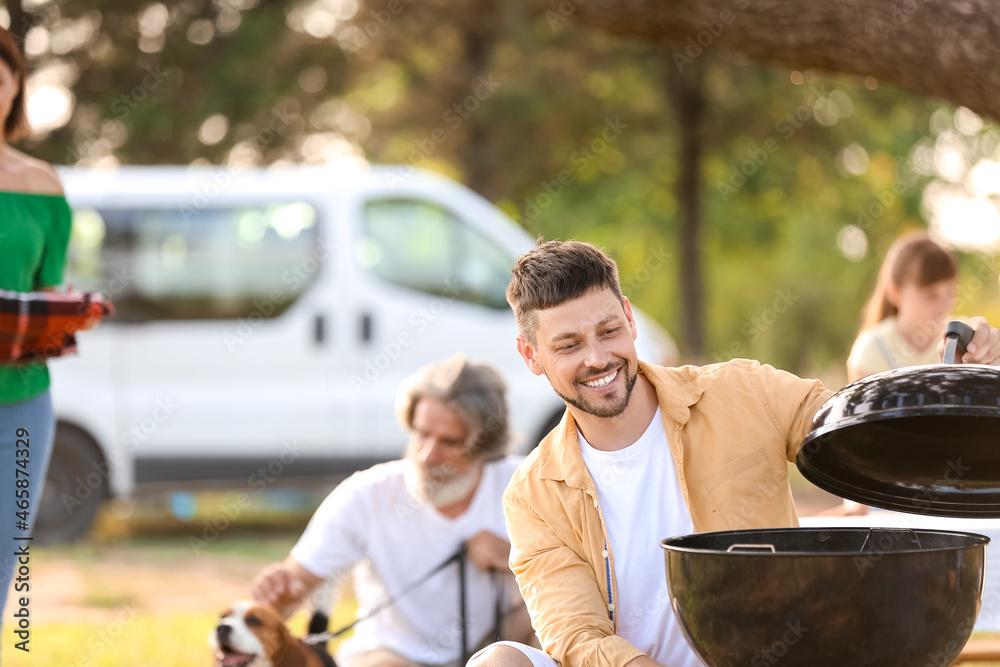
[939,316,1000,365]
[466,530,512,572]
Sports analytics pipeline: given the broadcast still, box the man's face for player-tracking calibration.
[405,398,480,506]
[517,287,640,419]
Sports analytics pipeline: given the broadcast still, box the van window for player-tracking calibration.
[65,202,321,320]
[360,200,513,309]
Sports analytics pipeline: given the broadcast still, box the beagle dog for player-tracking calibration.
[210,601,335,667]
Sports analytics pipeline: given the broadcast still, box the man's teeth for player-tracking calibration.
[584,369,618,387]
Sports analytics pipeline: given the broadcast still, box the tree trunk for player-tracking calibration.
[6,0,26,46]
[462,0,498,199]
[569,0,1000,121]
[665,53,706,362]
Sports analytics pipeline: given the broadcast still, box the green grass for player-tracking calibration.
[3,611,220,666]
[0,499,329,666]
[1,603,357,666]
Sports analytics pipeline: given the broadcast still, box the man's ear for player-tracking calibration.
[622,297,638,341]
[516,335,545,376]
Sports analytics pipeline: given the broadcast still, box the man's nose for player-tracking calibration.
[581,339,612,369]
[419,438,446,465]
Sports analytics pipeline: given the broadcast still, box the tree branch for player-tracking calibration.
[569,0,1000,121]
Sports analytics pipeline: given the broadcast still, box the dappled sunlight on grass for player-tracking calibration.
[0,497,360,667]
[1,600,358,667]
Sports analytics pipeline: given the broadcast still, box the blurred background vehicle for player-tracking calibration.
[38,163,678,543]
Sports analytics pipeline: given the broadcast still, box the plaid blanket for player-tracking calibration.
[0,289,114,365]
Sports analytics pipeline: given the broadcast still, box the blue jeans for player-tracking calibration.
[0,391,55,619]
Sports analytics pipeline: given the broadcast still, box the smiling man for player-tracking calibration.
[468,240,1000,667]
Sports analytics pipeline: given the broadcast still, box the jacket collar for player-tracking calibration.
[538,360,705,489]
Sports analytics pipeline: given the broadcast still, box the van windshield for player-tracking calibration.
[359,199,513,310]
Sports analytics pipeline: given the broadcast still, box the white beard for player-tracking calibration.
[405,460,483,509]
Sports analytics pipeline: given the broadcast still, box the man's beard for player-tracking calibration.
[552,361,638,419]
[405,461,483,509]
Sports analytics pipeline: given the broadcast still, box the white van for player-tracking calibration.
[40,164,677,542]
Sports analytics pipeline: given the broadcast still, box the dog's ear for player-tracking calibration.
[270,620,324,667]
[252,606,293,656]
[270,632,316,667]
[264,632,294,662]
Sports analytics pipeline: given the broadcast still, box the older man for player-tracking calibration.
[252,355,536,667]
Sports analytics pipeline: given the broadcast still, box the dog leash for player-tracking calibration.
[303,545,467,646]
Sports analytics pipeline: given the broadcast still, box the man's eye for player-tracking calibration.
[604,328,619,336]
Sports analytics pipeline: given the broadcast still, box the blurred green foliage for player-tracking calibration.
[8,0,1000,384]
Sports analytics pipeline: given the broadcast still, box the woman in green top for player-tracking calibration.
[0,28,74,619]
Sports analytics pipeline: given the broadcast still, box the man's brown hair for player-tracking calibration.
[506,240,624,344]
[0,29,30,142]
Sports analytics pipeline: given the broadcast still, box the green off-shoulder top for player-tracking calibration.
[0,191,73,404]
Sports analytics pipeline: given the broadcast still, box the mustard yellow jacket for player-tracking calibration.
[502,359,833,667]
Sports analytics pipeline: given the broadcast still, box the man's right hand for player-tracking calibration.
[252,563,306,606]
[250,557,324,617]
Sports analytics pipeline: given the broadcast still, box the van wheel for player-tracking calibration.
[532,410,565,451]
[34,427,107,544]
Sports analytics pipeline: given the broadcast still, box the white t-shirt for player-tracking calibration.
[578,408,702,667]
[291,456,523,666]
